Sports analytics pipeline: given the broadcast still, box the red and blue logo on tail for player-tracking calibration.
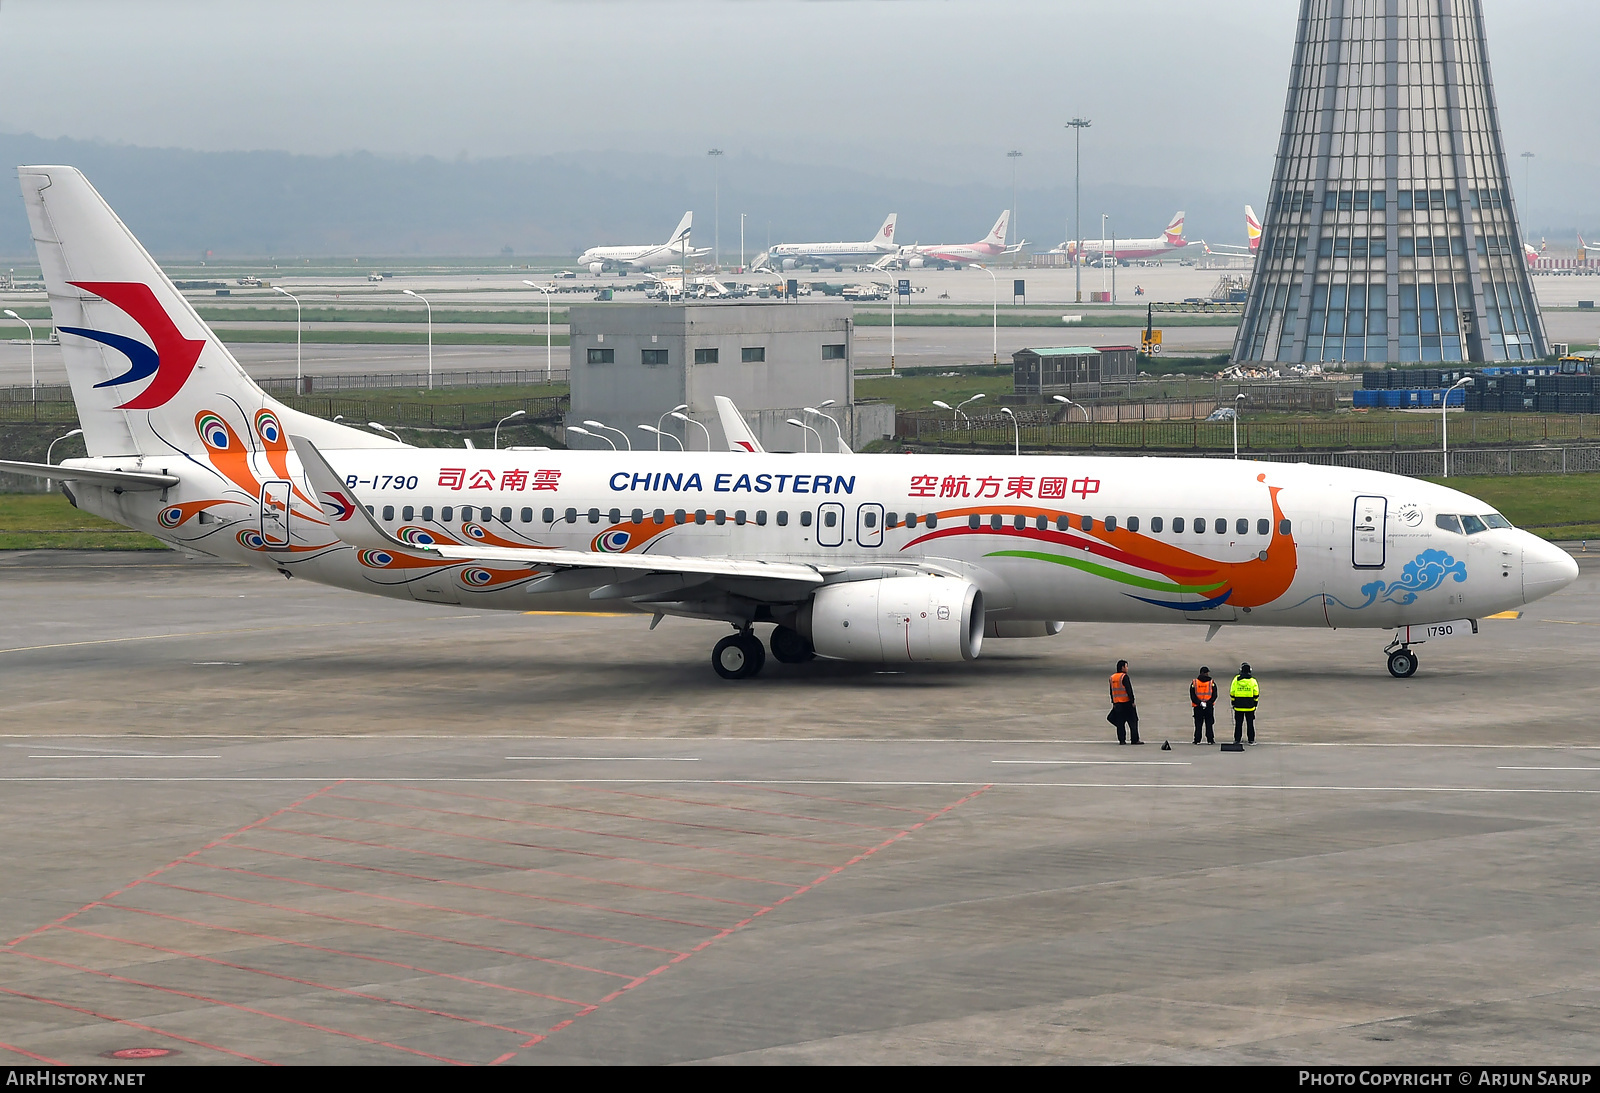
[58,281,204,410]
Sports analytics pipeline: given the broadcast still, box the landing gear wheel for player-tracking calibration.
[770,625,815,664]
[1387,649,1419,678]
[713,632,766,680]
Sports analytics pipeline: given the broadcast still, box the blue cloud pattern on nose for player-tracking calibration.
[1292,548,1468,611]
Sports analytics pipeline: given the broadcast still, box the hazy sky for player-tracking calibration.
[0,0,1595,232]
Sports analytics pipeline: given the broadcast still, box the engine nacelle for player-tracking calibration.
[781,258,798,270]
[801,576,984,663]
[985,619,1065,639]
[907,256,925,268]
[588,262,605,275]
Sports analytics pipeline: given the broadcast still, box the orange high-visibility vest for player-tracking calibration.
[1110,672,1131,704]
[1192,678,1216,706]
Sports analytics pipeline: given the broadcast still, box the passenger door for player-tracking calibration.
[260,480,291,547]
[817,502,845,547]
[1352,495,1387,569]
[856,502,884,548]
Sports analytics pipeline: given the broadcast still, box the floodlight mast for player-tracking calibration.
[1066,118,1091,303]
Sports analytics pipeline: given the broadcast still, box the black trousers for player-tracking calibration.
[1110,703,1140,744]
[1192,705,1215,743]
[1233,709,1256,743]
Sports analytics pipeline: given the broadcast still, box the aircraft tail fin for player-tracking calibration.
[713,395,765,453]
[18,165,385,460]
[1245,205,1262,252]
[987,210,1010,246]
[873,213,898,247]
[1163,211,1186,246]
[668,211,693,247]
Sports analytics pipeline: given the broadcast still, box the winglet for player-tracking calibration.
[713,396,766,453]
[289,434,435,554]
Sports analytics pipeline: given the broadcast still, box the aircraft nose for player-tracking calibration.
[1522,537,1580,604]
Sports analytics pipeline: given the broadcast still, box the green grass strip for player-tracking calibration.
[986,548,1226,595]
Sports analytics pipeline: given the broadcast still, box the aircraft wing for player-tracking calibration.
[291,433,824,594]
[0,458,179,490]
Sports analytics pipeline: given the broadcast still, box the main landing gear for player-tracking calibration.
[711,625,816,679]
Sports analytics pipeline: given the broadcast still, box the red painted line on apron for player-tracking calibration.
[0,982,275,1065]
[57,925,543,1039]
[491,784,993,1065]
[98,902,588,1006]
[230,842,731,931]
[8,951,469,1065]
[139,880,639,980]
[182,859,688,956]
[326,792,840,868]
[247,825,766,907]
[280,811,804,889]
[0,1040,63,1064]
[3,779,346,948]
[569,785,905,831]
[723,782,931,813]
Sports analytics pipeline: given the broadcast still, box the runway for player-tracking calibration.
[1,549,1599,1063]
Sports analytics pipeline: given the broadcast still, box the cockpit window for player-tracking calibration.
[1483,513,1512,530]
[1435,514,1463,534]
[1460,514,1488,534]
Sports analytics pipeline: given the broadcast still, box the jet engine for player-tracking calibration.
[907,256,925,269]
[588,262,604,275]
[985,619,1065,639]
[799,576,984,663]
[781,258,799,271]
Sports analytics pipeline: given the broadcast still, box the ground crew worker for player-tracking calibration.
[1230,662,1260,746]
[1107,660,1142,745]
[1190,666,1217,745]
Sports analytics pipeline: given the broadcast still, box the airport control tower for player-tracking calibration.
[1233,0,1546,365]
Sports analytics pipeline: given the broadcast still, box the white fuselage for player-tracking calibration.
[767,241,898,267]
[77,448,1573,633]
[907,241,1005,264]
[577,241,696,271]
[1068,237,1189,262]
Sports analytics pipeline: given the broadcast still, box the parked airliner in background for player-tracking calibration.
[753,214,898,272]
[0,167,1578,681]
[577,212,709,274]
[1202,206,1263,260]
[1056,211,1192,263]
[898,211,1023,268]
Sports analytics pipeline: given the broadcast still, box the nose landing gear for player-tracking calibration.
[1385,643,1419,678]
[712,628,767,680]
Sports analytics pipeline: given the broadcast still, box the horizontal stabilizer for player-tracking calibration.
[290,435,415,551]
[0,458,178,490]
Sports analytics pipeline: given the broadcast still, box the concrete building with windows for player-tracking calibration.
[565,301,893,452]
[1234,0,1546,366]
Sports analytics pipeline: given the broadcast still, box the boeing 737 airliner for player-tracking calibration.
[0,167,1578,680]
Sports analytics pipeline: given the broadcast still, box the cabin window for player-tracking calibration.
[1057,515,1070,531]
[735,510,747,525]
[653,509,665,524]
[502,507,513,522]
[1012,514,1026,530]
[422,506,435,521]
[758,510,770,526]
[674,509,687,525]
[402,506,415,522]
[442,506,454,521]
[800,511,812,527]
[904,513,917,528]
[565,507,577,523]
[1127,516,1140,533]
[382,505,394,521]
[1279,519,1291,535]
[1257,518,1270,535]
[774,511,785,526]
[694,509,707,525]
[609,508,621,524]
[631,509,644,524]
[715,509,727,525]
[1080,515,1093,532]
[1035,515,1047,531]
[588,508,601,524]
[823,510,838,528]
[886,512,898,528]
[1104,516,1118,532]
[541,507,554,523]
[925,514,938,528]
[1237,518,1249,536]
[1151,516,1163,533]
[990,514,1003,530]
[1194,518,1206,534]
[864,511,878,528]
[1215,518,1227,534]
[1172,517,1184,533]
[970,515,981,529]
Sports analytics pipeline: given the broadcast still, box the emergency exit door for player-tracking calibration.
[261,480,291,547]
[1352,495,1386,569]
[856,503,884,548]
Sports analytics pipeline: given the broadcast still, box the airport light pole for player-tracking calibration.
[566,425,613,450]
[1007,150,1022,261]
[3,309,35,399]
[786,417,822,454]
[1231,393,1247,459]
[494,409,525,449]
[1065,118,1091,303]
[670,411,711,451]
[973,264,998,365]
[707,148,723,271]
[658,403,688,451]
[1443,376,1473,477]
[954,392,986,423]
[804,403,842,453]
[1052,394,1089,421]
[368,421,403,444]
[739,213,746,274]
[402,289,433,390]
[271,286,302,390]
[522,280,555,380]
[583,419,631,450]
[1000,406,1020,456]
[637,423,683,450]
[46,427,83,491]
